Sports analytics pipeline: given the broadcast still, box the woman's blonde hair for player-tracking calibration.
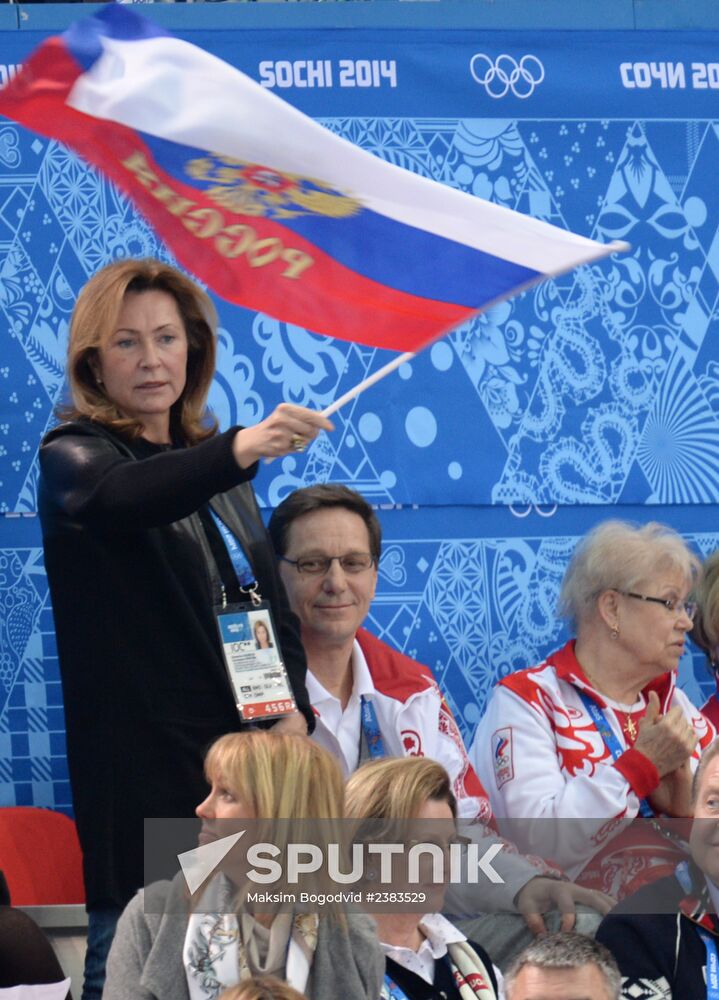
[218,975,305,1000]
[693,549,719,665]
[204,732,346,917]
[61,258,218,444]
[205,731,345,821]
[344,756,456,821]
[558,520,701,628]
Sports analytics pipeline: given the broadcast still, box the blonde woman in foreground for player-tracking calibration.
[346,756,501,1000]
[103,732,383,1000]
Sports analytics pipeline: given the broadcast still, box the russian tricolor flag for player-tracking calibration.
[0,5,625,352]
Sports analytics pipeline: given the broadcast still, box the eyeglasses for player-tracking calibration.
[279,553,376,576]
[619,590,697,620]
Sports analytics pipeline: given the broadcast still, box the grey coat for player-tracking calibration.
[102,878,384,1000]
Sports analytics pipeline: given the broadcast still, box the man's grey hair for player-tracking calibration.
[504,932,621,1000]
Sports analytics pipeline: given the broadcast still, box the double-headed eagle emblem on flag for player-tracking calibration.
[185,154,361,221]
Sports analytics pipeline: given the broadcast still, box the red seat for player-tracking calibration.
[0,807,85,905]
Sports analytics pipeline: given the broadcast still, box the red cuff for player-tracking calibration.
[613,748,660,799]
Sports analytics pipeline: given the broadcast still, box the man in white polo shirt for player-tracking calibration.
[269,482,487,818]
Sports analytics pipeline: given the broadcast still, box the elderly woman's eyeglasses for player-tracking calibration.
[280,553,376,576]
[620,590,697,620]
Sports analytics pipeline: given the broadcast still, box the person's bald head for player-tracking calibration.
[504,933,620,1000]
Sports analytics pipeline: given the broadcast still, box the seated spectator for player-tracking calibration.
[596,736,719,999]
[103,732,383,1000]
[267,485,485,815]
[345,756,502,1000]
[691,548,719,726]
[218,976,305,1000]
[269,485,613,963]
[471,520,714,899]
[504,932,620,1000]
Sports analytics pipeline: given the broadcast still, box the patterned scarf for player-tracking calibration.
[382,939,496,1000]
[182,874,318,1000]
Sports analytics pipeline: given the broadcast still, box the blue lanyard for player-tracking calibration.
[208,508,256,590]
[382,959,458,1000]
[676,859,693,892]
[701,932,719,1000]
[360,696,387,760]
[382,974,411,1000]
[577,690,654,818]
[676,862,719,1000]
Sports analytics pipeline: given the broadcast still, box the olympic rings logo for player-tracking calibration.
[469,53,545,99]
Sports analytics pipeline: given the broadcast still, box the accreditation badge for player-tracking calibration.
[215,602,297,721]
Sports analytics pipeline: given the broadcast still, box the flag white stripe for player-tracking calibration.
[68,35,626,273]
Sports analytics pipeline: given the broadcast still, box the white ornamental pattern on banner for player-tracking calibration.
[2,107,719,811]
[1,118,719,510]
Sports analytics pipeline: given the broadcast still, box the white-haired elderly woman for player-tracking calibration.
[690,548,719,728]
[470,520,715,901]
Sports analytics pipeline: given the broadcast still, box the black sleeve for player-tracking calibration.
[274,565,314,733]
[40,425,258,531]
[240,486,314,733]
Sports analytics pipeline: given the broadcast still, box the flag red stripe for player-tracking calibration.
[0,39,474,351]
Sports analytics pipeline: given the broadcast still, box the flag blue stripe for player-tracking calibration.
[287,207,539,309]
[140,130,540,308]
[65,5,168,72]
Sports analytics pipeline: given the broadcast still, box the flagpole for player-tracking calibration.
[320,350,416,418]
[317,239,629,419]
[270,236,631,454]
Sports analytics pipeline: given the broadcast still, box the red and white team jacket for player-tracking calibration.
[309,627,492,822]
[309,628,554,909]
[469,640,715,898]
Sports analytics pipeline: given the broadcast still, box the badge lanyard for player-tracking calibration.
[209,509,295,721]
[676,858,719,999]
[382,958,457,1000]
[577,690,654,818]
[208,507,258,599]
[361,696,388,760]
[381,974,412,1000]
[676,859,693,893]
[701,932,719,1000]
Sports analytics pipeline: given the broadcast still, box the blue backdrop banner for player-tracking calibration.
[2,29,719,510]
[1,20,719,815]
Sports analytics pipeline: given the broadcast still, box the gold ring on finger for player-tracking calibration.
[290,435,308,453]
